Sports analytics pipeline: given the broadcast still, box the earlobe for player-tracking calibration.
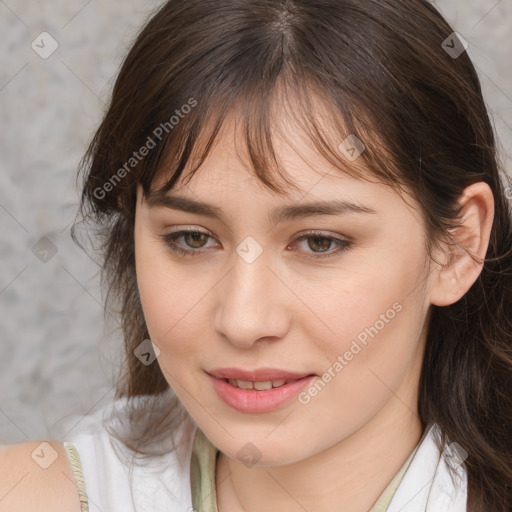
[430,182,495,307]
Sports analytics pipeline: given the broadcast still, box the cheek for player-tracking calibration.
[309,250,426,350]
[306,240,429,393]
[134,234,213,363]
[294,278,427,446]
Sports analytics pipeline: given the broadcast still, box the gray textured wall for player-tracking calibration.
[1,0,511,444]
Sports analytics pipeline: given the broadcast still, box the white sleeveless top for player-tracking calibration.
[62,395,196,512]
[61,395,468,512]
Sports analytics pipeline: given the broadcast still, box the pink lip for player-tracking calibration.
[207,368,316,413]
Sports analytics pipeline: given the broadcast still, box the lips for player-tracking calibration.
[207,367,317,412]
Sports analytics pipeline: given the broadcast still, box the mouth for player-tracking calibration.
[207,367,316,412]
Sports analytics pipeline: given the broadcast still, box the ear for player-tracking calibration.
[430,182,495,307]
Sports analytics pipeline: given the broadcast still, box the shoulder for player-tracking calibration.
[0,440,82,512]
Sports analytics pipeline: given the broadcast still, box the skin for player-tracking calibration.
[133,105,494,512]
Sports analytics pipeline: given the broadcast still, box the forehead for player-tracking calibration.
[142,140,408,231]
[141,87,420,223]
[151,99,376,199]
[137,101,425,232]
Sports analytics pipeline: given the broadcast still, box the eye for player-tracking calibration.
[160,229,352,260]
[160,229,216,258]
[289,231,352,260]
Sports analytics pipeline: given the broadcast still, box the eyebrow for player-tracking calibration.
[146,194,377,224]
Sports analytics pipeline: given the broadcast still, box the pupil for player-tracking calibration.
[310,236,330,252]
[187,232,206,247]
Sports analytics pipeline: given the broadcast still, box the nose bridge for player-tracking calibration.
[215,239,289,347]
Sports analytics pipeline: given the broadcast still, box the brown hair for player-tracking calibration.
[71,0,512,510]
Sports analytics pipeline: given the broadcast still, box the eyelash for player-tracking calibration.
[160,229,352,260]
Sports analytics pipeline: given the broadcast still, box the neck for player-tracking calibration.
[215,401,424,512]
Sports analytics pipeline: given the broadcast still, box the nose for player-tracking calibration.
[213,251,290,349]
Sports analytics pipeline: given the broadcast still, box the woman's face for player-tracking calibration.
[133,110,435,466]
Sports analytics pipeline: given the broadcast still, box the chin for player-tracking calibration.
[216,436,310,468]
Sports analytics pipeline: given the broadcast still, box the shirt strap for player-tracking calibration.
[63,441,90,512]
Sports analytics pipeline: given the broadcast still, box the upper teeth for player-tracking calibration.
[228,379,289,390]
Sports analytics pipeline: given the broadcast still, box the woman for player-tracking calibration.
[1,1,511,511]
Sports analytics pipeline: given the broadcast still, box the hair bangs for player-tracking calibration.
[143,67,408,211]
